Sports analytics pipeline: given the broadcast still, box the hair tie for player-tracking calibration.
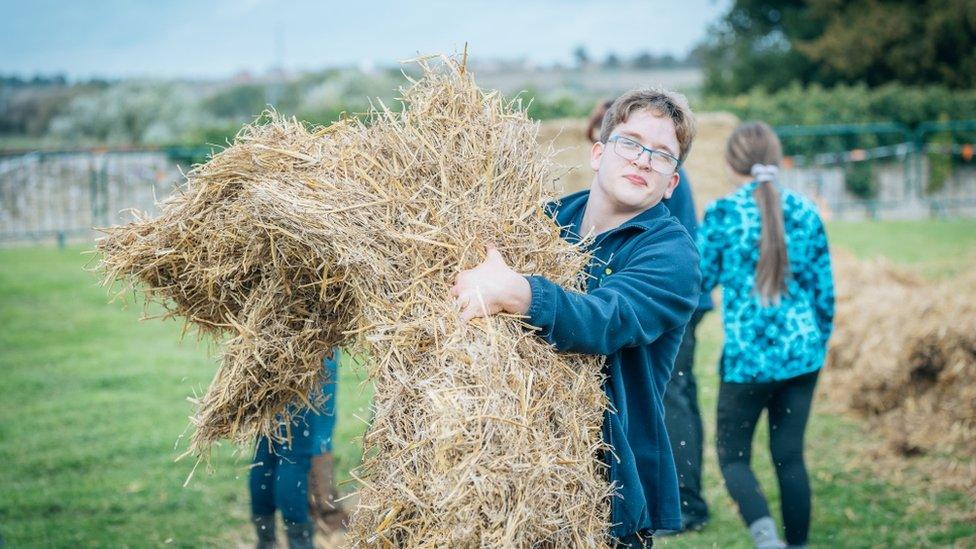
[750,163,778,182]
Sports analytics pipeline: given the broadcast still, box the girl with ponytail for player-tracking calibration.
[698,122,835,549]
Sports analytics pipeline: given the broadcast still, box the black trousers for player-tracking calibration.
[663,310,708,525]
[716,369,819,546]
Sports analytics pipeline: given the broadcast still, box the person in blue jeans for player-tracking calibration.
[699,122,834,549]
[453,88,702,548]
[250,350,341,549]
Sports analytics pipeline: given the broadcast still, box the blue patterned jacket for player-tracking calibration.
[698,181,834,383]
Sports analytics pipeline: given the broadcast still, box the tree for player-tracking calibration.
[632,51,656,69]
[700,0,826,95]
[797,0,976,89]
[573,45,590,68]
[203,84,269,119]
[700,0,976,94]
[48,82,213,145]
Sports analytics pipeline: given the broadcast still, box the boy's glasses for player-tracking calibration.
[607,135,680,174]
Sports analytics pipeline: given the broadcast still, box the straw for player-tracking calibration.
[97,54,613,546]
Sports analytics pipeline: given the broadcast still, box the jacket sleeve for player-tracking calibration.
[696,203,724,294]
[800,213,835,347]
[523,228,701,356]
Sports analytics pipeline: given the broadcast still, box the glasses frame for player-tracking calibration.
[606,135,681,174]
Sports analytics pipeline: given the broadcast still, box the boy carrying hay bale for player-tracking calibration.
[97,56,699,548]
[453,90,702,547]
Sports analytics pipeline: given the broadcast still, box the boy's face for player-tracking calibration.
[589,109,681,213]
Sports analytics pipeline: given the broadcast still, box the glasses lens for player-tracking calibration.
[612,137,640,160]
[612,137,678,172]
[650,152,678,173]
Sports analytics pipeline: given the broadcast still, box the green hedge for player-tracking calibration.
[526,82,976,129]
[699,82,976,129]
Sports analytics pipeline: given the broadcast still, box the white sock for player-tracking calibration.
[748,516,784,549]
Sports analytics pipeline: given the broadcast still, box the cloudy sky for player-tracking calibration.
[1,0,732,79]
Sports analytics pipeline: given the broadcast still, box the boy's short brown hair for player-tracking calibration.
[598,88,697,164]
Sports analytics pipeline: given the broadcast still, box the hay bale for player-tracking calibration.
[681,112,739,213]
[537,117,591,194]
[823,251,976,498]
[98,56,612,546]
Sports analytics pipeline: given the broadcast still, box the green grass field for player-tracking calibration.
[1,219,974,548]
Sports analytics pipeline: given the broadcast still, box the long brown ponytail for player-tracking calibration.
[725,122,789,306]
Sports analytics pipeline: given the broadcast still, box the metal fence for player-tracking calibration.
[775,121,976,220]
[2,121,975,245]
[0,147,208,245]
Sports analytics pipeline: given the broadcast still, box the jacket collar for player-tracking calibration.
[549,189,673,242]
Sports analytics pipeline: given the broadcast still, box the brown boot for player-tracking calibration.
[308,453,349,532]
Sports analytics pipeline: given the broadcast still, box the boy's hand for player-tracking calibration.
[451,246,532,323]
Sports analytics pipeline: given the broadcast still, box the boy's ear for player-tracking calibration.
[589,141,604,172]
[662,170,681,200]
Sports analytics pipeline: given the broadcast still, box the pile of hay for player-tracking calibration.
[823,251,976,497]
[97,56,612,546]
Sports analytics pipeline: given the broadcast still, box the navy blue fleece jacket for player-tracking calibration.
[524,189,701,536]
